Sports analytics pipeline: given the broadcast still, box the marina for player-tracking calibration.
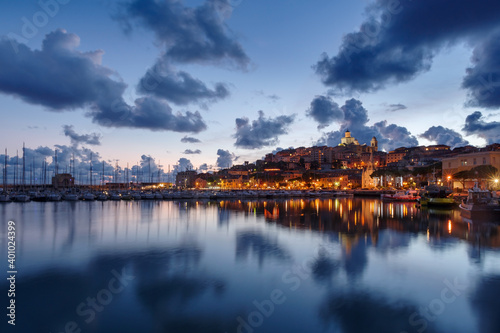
[1,197,499,333]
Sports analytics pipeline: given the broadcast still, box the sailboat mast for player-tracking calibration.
[89,152,93,189]
[14,150,18,188]
[22,143,26,188]
[3,149,7,191]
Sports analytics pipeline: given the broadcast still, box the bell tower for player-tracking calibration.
[370,136,378,152]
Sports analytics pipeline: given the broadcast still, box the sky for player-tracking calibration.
[1,0,500,177]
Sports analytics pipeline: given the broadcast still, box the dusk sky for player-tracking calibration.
[1,0,500,175]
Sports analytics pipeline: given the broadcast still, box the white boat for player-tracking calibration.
[82,192,95,201]
[109,192,122,201]
[459,187,500,220]
[64,193,80,201]
[131,192,142,200]
[141,192,155,200]
[381,190,420,201]
[0,192,11,202]
[47,192,62,201]
[96,192,108,201]
[14,193,31,202]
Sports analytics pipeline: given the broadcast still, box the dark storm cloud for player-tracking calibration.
[314,0,500,95]
[138,60,229,105]
[0,29,123,110]
[419,126,469,148]
[315,98,418,151]
[463,111,500,143]
[306,95,343,129]
[462,30,500,109]
[234,111,295,149]
[118,0,249,68]
[0,30,207,133]
[89,96,207,133]
[63,125,101,147]
[181,136,201,143]
[183,149,202,155]
[216,149,235,169]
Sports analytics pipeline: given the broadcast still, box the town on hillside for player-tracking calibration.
[176,130,500,191]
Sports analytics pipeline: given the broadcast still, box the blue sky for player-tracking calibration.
[1,0,500,174]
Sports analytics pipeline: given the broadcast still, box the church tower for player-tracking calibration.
[370,136,378,152]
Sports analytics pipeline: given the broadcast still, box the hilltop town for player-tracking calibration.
[175,130,500,191]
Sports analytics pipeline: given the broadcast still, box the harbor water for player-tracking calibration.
[1,198,499,333]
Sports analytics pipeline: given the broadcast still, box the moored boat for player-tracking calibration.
[381,190,420,201]
[459,187,500,220]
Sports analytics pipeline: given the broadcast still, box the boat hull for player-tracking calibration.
[428,198,456,207]
[460,203,500,220]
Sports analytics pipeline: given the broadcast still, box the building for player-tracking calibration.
[340,130,360,145]
[175,171,198,188]
[52,173,74,188]
[442,150,500,188]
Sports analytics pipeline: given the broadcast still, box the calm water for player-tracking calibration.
[1,198,499,333]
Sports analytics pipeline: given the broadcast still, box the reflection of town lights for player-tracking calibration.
[448,220,452,234]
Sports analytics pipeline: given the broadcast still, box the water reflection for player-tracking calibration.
[236,231,291,266]
[0,198,499,333]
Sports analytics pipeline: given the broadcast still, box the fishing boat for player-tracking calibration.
[419,186,455,207]
[459,187,500,220]
[381,190,420,201]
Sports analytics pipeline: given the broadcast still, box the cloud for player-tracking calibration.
[138,60,229,105]
[463,111,500,144]
[419,126,469,148]
[181,136,201,143]
[0,29,207,133]
[267,94,280,102]
[0,29,122,110]
[63,125,101,147]
[462,30,500,109]
[315,98,418,151]
[387,103,407,112]
[118,0,249,68]
[314,0,500,95]
[306,95,344,129]
[198,163,209,172]
[176,157,193,172]
[90,96,207,133]
[234,110,295,149]
[183,149,202,154]
[216,149,235,169]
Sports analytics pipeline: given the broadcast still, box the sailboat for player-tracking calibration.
[0,149,10,202]
[14,144,30,202]
[82,153,95,201]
